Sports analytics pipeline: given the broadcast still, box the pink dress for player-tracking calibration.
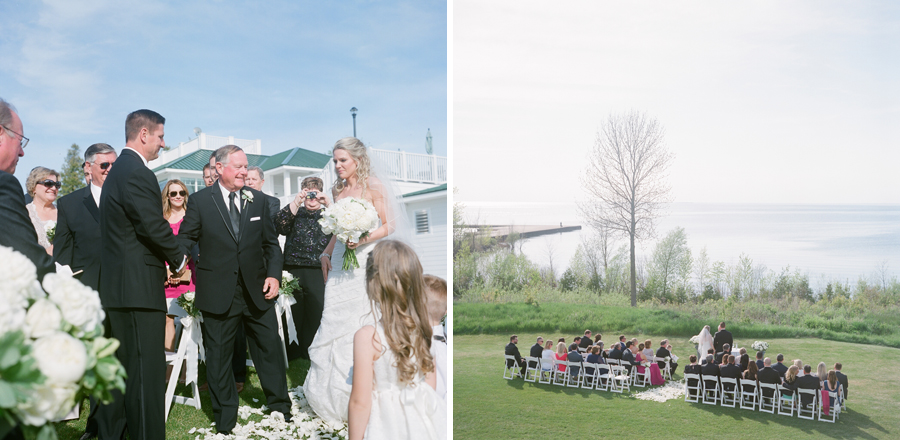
[635,353,665,385]
[555,353,567,372]
[164,219,195,299]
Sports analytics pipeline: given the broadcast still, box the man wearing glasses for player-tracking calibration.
[0,97,54,280]
[54,142,116,440]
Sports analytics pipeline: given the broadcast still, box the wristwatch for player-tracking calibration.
[320,253,331,260]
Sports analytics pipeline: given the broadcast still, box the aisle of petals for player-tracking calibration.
[632,380,685,402]
[188,385,347,440]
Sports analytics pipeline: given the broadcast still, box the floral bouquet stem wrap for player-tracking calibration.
[317,197,379,270]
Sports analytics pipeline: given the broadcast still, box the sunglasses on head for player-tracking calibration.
[39,179,61,189]
[168,190,187,198]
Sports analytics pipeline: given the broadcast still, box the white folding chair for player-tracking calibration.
[595,364,611,392]
[719,377,738,408]
[632,364,650,388]
[652,356,673,381]
[581,361,599,389]
[701,377,720,405]
[523,356,540,383]
[797,388,818,420]
[552,359,569,386]
[164,319,201,421]
[611,365,630,393]
[777,385,795,416]
[537,358,553,385]
[818,390,840,422]
[758,383,777,414]
[503,355,521,380]
[566,361,582,388]
[740,380,759,410]
[683,373,701,403]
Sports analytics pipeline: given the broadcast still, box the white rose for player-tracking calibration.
[23,298,63,339]
[0,245,38,304]
[43,273,104,336]
[31,331,88,385]
[15,382,78,426]
[0,301,27,335]
[184,291,195,301]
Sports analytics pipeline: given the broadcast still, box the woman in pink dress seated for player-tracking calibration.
[555,342,568,372]
[162,179,196,352]
[634,343,665,385]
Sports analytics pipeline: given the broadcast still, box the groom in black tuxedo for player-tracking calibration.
[178,145,290,434]
[99,110,187,440]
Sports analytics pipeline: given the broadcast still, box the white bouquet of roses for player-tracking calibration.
[176,290,200,319]
[689,335,700,344]
[317,197,379,270]
[0,245,126,440]
[44,220,57,244]
[751,341,769,352]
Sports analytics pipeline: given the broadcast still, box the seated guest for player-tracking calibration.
[824,370,841,408]
[555,342,568,372]
[796,364,820,407]
[684,355,701,397]
[607,342,623,360]
[772,354,788,379]
[738,348,749,373]
[782,365,800,401]
[617,335,627,349]
[755,351,765,369]
[579,330,593,350]
[701,348,714,365]
[700,354,720,392]
[816,362,827,383]
[621,341,639,374]
[793,359,804,375]
[529,336,544,369]
[715,343,730,365]
[541,341,555,372]
[720,355,742,393]
[567,343,583,378]
[593,333,603,346]
[834,362,848,400]
[742,361,759,394]
[557,337,566,344]
[757,358,782,399]
[656,339,678,373]
[585,345,608,377]
[505,335,525,377]
[574,336,582,347]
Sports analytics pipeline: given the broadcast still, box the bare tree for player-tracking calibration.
[544,239,557,284]
[580,111,673,306]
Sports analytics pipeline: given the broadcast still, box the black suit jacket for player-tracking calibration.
[772,362,788,378]
[684,364,702,387]
[0,171,54,280]
[720,364,742,390]
[578,337,592,350]
[713,329,733,354]
[796,374,821,405]
[54,185,102,290]
[505,342,522,367]
[655,346,675,369]
[701,363,720,388]
[178,184,283,314]
[265,194,280,221]
[621,349,638,372]
[835,371,848,399]
[757,366,781,397]
[99,149,184,310]
[608,347,622,360]
[530,343,543,358]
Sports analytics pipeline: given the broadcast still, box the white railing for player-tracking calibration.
[313,149,446,193]
[149,133,262,168]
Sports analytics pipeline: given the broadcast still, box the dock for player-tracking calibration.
[485,224,582,239]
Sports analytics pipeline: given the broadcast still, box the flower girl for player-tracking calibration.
[348,240,446,440]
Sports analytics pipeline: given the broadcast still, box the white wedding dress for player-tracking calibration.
[304,240,378,423]
[697,327,714,361]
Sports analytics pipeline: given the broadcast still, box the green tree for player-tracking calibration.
[59,143,85,197]
[648,227,691,301]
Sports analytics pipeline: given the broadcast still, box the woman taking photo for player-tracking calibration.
[161,179,195,353]
[25,166,59,255]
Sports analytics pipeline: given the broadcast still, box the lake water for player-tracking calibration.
[461,201,900,289]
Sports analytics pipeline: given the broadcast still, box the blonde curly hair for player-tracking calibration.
[25,166,59,196]
[331,137,371,198]
[365,240,434,385]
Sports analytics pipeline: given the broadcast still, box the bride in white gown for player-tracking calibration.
[697,325,714,361]
[304,137,410,424]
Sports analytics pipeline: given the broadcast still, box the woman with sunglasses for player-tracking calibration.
[25,166,59,255]
[161,179,196,356]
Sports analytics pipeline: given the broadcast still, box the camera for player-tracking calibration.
[306,191,318,199]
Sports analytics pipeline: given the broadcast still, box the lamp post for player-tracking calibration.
[350,107,358,137]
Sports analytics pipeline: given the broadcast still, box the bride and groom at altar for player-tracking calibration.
[694,322,733,364]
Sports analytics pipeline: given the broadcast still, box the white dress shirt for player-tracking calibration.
[90,183,102,208]
[218,181,241,213]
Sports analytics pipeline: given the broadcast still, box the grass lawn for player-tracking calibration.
[56,357,315,439]
[454,334,900,439]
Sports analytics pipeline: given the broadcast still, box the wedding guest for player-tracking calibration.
[558,337,566,344]
[656,339,678,373]
[642,339,654,360]
[530,336,544,361]
[738,348,749,373]
[755,350,765,369]
[757,358,781,399]
[816,362,827,382]
[541,341,555,372]
[202,163,216,187]
[781,365,799,401]
[621,341,638,374]
[593,334,603,346]
[793,359,804,376]
[700,354,720,393]
[567,343,583,378]
[607,341,623,360]
[245,165,279,219]
[161,179,196,353]
[772,354,788,378]
[716,343,730,365]
[835,362,848,400]
[713,321,733,354]
[0,98,54,280]
[742,361,759,394]
[275,176,332,361]
[555,342,567,372]
[25,166,59,255]
[824,370,840,408]
[505,335,525,377]
[684,355,701,397]
[424,275,447,400]
[579,330,593,350]
[720,355,742,393]
[586,345,608,377]
[574,336,582,347]
[796,364,820,407]
[618,335,627,348]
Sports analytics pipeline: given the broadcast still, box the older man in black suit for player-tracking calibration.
[99,110,188,440]
[655,339,678,373]
[700,354,720,394]
[683,355,702,397]
[54,142,116,440]
[178,145,289,434]
[796,364,821,407]
[0,98,54,280]
[529,336,544,369]
[757,357,782,399]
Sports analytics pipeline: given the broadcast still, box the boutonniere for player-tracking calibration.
[241,189,254,207]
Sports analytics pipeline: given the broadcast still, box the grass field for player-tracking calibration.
[56,358,320,439]
[454,333,900,439]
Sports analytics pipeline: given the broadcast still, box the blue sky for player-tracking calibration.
[1,0,446,182]
[454,0,900,204]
